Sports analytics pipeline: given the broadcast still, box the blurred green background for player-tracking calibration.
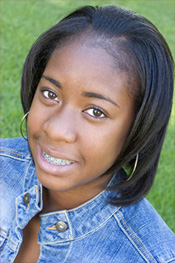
[1,0,174,232]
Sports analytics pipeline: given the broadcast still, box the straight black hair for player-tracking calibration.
[21,5,174,206]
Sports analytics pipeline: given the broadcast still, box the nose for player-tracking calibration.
[43,107,77,143]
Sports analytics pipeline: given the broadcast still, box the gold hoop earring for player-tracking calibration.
[20,111,29,141]
[120,153,139,182]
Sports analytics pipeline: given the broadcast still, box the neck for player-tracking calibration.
[42,173,112,213]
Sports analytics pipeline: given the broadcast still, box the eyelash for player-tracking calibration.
[40,88,107,119]
[41,89,59,102]
[84,107,107,119]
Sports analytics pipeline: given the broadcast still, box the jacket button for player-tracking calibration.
[23,193,30,205]
[56,221,67,232]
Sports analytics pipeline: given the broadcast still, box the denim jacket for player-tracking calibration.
[0,137,175,263]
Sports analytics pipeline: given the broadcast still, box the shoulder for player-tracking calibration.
[0,137,31,158]
[0,137,33,192]
[113,198,175,263]
[0,138,37,229]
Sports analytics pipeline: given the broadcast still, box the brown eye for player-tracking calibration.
[85,108,106,119]
[42,90,59,102]
[48,91,57,99]
[93,109,103,117]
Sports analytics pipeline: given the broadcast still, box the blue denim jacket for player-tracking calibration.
[0,137,175,263]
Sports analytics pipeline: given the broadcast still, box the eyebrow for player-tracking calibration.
[81,91,119,107]
[42,75,118,107]
[42,75,62,88]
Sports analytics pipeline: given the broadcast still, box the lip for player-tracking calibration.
[41,144,76,162]
[36,144,78,176]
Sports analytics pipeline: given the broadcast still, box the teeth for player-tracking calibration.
[43,151,73,166]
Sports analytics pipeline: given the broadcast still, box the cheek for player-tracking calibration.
[27,93,45,133]
[27,109,38,135]
[85,111,133,165]
[81,126,127,167]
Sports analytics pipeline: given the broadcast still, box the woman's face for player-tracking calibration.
[27,41,135,194]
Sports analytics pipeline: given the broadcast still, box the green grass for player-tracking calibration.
[1,0,174,232]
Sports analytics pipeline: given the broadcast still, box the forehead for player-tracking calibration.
[44,40,130,95]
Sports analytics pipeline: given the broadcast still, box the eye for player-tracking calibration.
[85,107,106,119]
[42,89,59,102]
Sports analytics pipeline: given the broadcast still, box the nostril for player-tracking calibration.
[43,110,77,143]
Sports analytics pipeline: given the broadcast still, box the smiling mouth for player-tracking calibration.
[42,151,74,166]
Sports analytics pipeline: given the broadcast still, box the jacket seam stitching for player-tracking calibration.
[116,211,156,263]
[0,153,30,161]
[39,207,120,244]
[65,212,73,239]
[63,240,73,263]
[0,227,9,234]
[0,149,28,157]
[7,240,18,251]
[0,232,18,248]
[166,258,175,263]
[72,207,120,241]
[0,228,18,248]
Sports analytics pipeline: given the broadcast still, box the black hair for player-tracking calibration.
[21,5,174,206]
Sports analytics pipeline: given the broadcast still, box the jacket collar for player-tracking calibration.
[15,158,121,244]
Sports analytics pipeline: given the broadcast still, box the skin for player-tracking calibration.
[14,41,135,263]
[27,41,135,212]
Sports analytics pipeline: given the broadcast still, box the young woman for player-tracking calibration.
[0,4,174,263]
